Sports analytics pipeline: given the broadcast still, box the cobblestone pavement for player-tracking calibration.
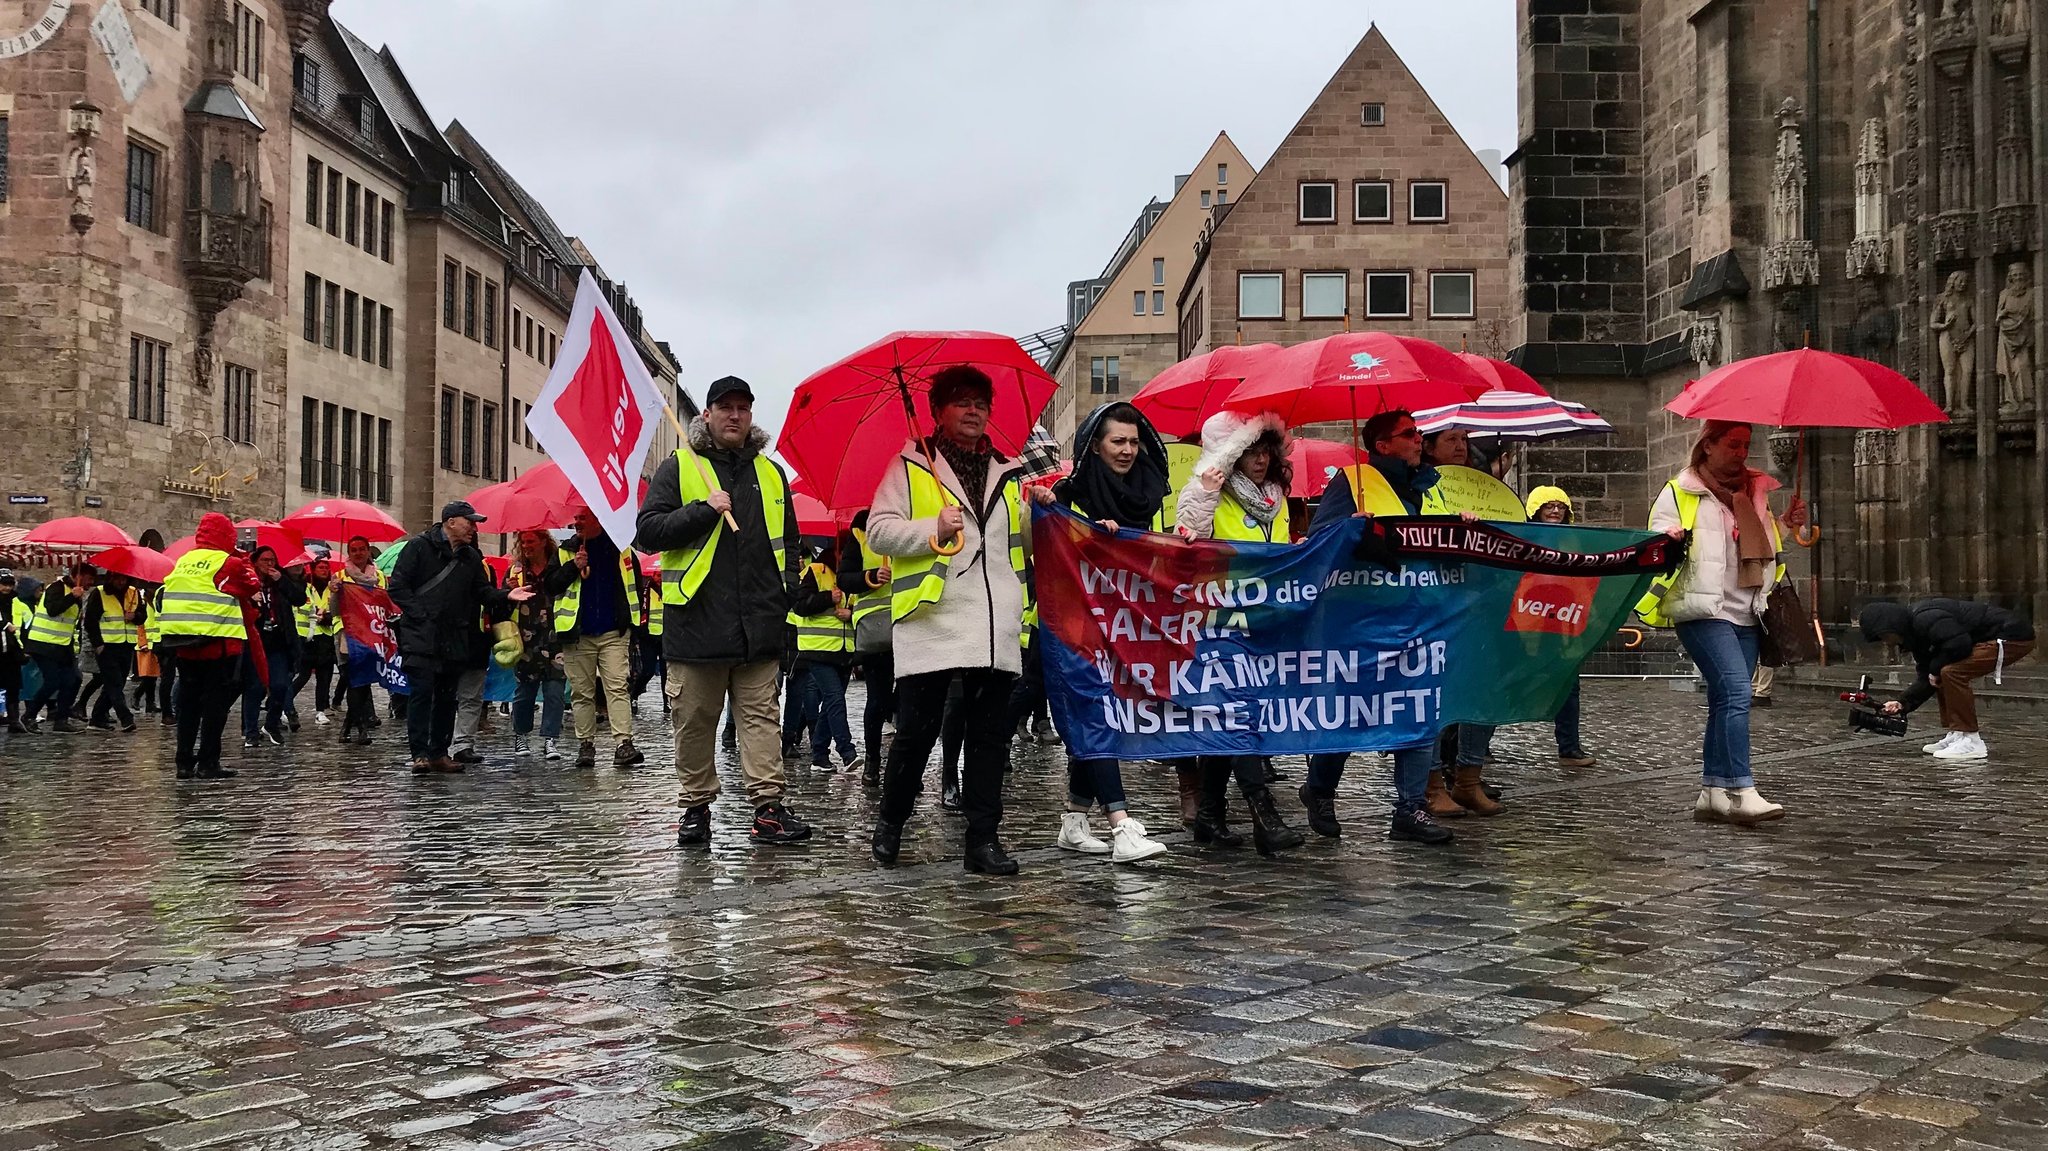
[4,680,2048,1150]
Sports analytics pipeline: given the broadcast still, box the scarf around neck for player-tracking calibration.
[1067,447,1168,530]
[1700,464,1774,588]
[1223,471,1279,526]
[934,435,995,514]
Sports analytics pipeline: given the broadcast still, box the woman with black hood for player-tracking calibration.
[1046,402,1171,864]
[1860,599,2034,762]
[239,545,305,748]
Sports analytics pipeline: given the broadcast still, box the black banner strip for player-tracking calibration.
[1358,517,1685,576]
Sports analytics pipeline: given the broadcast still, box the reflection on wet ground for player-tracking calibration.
[3,680,2048,1150]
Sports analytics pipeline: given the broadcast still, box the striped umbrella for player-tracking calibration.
[1413,390,1613,442]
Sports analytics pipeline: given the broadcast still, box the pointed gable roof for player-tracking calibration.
[443,120,584,269]
[334,21,450,166]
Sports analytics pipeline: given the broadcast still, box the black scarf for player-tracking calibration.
[1059,405,1171,529]
[934,435,995,513]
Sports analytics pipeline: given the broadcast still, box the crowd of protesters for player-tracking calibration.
[1,368,2031,875]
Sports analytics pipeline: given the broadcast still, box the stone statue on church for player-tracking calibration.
[1996,261,2035,413]
[1992,0,2031,36]
[1850,282,1897,367]
[1930,270,1978,412]
[67,141,96,224]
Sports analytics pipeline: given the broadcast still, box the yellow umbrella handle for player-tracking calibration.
[1795,524,1820,547]
[866,569,887,589]
[930,529,964,557]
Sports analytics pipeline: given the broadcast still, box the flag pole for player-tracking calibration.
[660,397,740,534]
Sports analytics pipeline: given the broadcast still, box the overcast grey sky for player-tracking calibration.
[340,0,1517,431]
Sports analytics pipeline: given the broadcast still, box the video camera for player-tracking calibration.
[1840,675,1908,737]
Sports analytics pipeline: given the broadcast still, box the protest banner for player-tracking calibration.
[334,581,408,693]
[1033,506,1679,760]
[522,270,668,550]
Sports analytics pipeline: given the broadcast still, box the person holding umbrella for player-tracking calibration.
[289,556,342,729]
[21,563,97,734]
[240,546,305,748]
[636,375,811,846]
[83,571,143,732]
[867,365,1035,875]
[334,535,386,745]
[1640,420,1806,824]
[156,512,262,779]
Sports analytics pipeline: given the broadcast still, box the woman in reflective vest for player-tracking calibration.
[1173,409,1308,857]
[22,563,96,732]
[290,559,345,727]
[784,545,858,770]
[842,517,895,786]
[1041,402,1176,864]
[156,514,259,779]
[82,576,141,731]
[1643,420,1805,827]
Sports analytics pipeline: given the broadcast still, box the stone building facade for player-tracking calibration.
[0,1,683,552]
[0,0,327,537]
[1178,27,1513,385]
[1509,0,2047,619]
[1045,133,1251,445]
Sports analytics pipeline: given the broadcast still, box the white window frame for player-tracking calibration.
[1365,272,1411,319]
[1301,272,1349,320]
[1428,271,1476,319]
[1237,273,1283,320]
[1133,291,1146,316]
[1410,180,1448,222]
[1151,290,1165,315]
[1298,181,1337,224]
[1354,181,1392,223]
[1217,163,1228,185]
[1152,257,1165,287]
[1200,190,1211,208]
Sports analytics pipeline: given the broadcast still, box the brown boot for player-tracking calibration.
[1452,766,1504,816]
[1176,764,1201,828]
[1425,770,1466,818]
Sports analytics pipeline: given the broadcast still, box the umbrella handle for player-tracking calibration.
[1795,524,1820,547]
[866,569,887,590]
[930,533,964,556]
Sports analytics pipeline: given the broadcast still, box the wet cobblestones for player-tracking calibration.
[4,680,2048,1149]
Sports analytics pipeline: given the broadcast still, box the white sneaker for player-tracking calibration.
[1694,786,1732,822]
[313,710,330,727]
[1111,819,1167,864]
[1057,812,1110,855]
[513,735,531,756]
[543,738,562,761]
[1922,730,1961,755]
[1933,733,1988,761]
[883,720,897,737]
[1726,786,1785,824]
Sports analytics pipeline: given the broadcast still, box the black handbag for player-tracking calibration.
[1757,583,1820,668]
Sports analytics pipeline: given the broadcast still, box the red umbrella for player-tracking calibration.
[235,519,304,557]
[1665,349,1947,429]
[778,331,1057,517]
[161,535,197,561]
[1224,333,1491,435]
[1665,349,1947,547]
[1132,344,1284,438]
[1285,438,1367,500]
[793,491,853,537]
[90,544,175,583]
[282,498,406,544]
[1455,353,1549,396]
[25,516,134,549]
[467,477,578,533]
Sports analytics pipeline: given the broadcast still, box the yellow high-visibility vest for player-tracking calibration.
[156,551,247,641]
[660,450,788,607]
[890,460,1025,624]
[1635,482,1786,627]
[1211,490,1290,543]
[786,563,853,655]
[553,546,645,634]
[96,589,138,645]
[24,587,81,647]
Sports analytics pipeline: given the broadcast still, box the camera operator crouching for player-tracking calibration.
[1858,599,2036,762]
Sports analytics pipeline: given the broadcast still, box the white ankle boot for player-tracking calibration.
[1933,733,1988,761]
[1057,812,1110,854]
[1111,818,1167,864]
[1694,787,1732,822]
[1923,730,1960,754]
[1725,786,1785,824]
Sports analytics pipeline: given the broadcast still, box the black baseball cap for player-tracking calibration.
[439,499,488,524]
[706,375,754,407]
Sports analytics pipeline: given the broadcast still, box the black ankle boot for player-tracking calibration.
[871,820,902,866]
[861,748,881,788]
[1190,762,1243,847]
[963,841,1019,876]
[1246,787,1305,857]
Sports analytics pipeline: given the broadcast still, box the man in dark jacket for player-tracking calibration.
[388,501,530,772]
[1299,409,1454,847]
[22,563,97,734]
[1862,599,2035,762]
[636,375,810,847]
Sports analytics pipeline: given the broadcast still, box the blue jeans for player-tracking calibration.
[26,645,80,723]
[1554,681,1584,756]
[1067,758,1128,813]
[782,664,820,753]
[1453,724,1496,768]
[242,642,294,739]
[805,661,856,765]
[513,671,565,739]
[1677,620,1760,790]
[1306,744,1434,812]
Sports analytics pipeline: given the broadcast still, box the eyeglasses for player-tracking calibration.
[944,396,993,411]
[1381,427,1421,443]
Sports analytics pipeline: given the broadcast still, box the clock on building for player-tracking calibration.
[0,0,73,59]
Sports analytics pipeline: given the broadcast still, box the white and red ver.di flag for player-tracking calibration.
[524,270,667,549]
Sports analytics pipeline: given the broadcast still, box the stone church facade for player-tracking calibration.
[1508,0,2046,621]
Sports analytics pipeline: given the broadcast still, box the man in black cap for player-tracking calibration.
[388,501,532,772]
[638,375,811,846]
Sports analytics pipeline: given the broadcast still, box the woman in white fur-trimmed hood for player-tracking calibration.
[1176,411,1293,543]
[1169,409,1306,857]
